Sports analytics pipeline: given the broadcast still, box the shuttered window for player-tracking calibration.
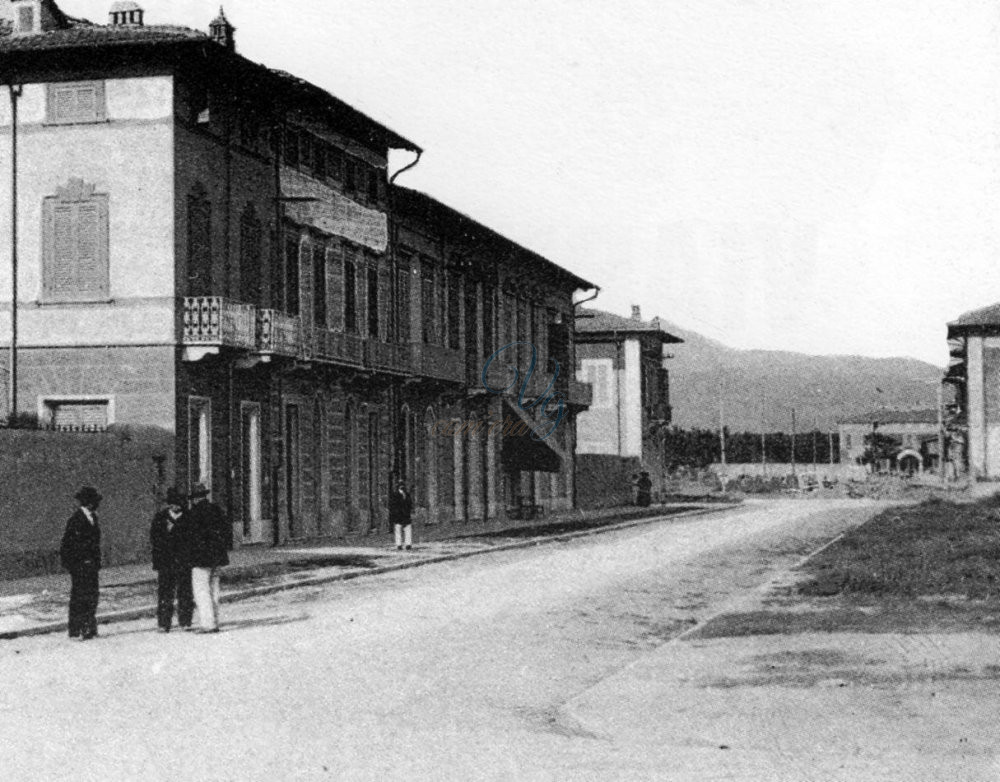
[327,244,344,331]
[46,82,107,124]
[42,183,110,302]
[45,400,110,431]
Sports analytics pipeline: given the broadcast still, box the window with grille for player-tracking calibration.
[46,82,106,124]
[42,179,110,302]
[44,399,110,431]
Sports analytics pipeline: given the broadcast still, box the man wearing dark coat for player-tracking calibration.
[185,483,231,633]
[60,486,103,640]
[150,487,194,632]
[389,478,413,551]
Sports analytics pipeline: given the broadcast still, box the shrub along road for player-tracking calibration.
[1,499,885,780]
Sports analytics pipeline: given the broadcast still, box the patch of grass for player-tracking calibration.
[799,497,1000,599]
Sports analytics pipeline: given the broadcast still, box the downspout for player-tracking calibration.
[615,330,622,457]
[8,84,21,421]
[387,149,421,480]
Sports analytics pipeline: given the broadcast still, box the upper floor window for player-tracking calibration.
[367,266,379,338]
[186,185,212,297]
[344,159,357,193]
[47,81,107,125]
[239,204,262,305]
[344,254,358,333]
[367,168,380,202]
[284,234,300,315]
[446,271,460,350]
[313,243,327,328]
[42,178,109,302]
[421,259,436,344]
[481,287,494,358]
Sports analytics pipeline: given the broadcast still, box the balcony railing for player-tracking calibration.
[414,343,465,384]
[366,340,412,374]
[182,297,256,350]
[256,309,302,357]
[313,327,364,367]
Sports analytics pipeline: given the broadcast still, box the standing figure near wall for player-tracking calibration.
[390,478,413,551]
[635,471,652,507]
[150,487,194,633]
[60,486,103,641]
[184,483,232,634]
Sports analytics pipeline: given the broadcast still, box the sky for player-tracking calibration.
[56,0,1000,366]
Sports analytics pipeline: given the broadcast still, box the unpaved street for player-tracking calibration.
[0,500,881,781]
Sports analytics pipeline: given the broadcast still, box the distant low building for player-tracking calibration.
[838,409,940,473]
[574,305,683,506]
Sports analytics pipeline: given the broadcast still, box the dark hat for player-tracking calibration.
[189,482,210,499]
[164,487,184,506]
[75,486,102,505]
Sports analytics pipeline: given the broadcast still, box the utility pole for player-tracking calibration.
[790,408,797,478]
[812,416,818,471]
[760,391,766,477]
[719,394,727,468]
[938,383,946,481]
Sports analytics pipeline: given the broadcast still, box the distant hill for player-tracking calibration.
[661,322,944,432]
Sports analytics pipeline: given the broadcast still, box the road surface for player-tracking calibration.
[0,499,880,781]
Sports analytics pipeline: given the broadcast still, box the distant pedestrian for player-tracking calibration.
[60,486,103,641]
[389,478,413,551]
[635,471,652,507]
[185,483,231,634]
[150,487,194,633]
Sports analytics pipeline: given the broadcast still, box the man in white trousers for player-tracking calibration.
[184,483,231,633]
[389,478,413,550]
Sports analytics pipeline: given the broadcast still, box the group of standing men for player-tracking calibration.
[60,482,232,640]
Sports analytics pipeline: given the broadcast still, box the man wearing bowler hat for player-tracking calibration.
[60,486,103,640]
[185,483,231,633]
[150,487,194,632]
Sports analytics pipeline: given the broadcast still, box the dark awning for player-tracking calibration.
[499,402,562,473]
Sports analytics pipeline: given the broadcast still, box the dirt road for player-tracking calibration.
[0,499,881,781]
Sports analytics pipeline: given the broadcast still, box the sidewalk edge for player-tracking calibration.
[0,504,734,641]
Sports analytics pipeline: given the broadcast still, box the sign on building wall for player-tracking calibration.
[281,169,388,252]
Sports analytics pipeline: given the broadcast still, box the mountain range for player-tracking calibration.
[660,322,944,432]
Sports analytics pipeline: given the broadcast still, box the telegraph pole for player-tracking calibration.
[938,383,946,481]
[790,408,797,478]
[760,391,766,477]
[719,394,727,468]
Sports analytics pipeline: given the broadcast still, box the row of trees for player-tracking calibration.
[660,427,841,469]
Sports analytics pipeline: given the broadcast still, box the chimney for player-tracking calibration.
[631,305,641,321]
[108,1,144,26]
[210,6,235,51]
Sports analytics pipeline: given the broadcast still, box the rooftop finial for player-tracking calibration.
[209,5,235,51]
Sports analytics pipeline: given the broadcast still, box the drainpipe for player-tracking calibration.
[387,149,421,478]
[8,84,21,422]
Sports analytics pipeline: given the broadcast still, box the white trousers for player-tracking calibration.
[394,523,412,548]
[191,567,221,630]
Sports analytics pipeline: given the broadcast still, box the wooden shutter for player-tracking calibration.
[43,193,109,301]
[327,243,344,331]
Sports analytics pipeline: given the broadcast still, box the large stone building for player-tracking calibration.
[945,303,1000,477]
[0,0,595,556]
[574,306,682,506]
[837,409,940,474]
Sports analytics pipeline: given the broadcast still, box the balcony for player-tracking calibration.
[256,309,302,358]
[413,343,465,384]
[313,327,364,367]
[182,297,256,360]
[366,340,412,374]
